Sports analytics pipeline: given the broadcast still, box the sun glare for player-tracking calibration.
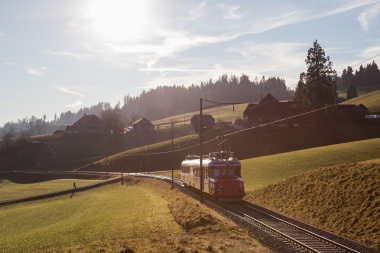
[86,0,148,42]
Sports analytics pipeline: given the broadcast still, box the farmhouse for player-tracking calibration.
[336,104,369,121]
[243,93,368,127]
[243,93,306,127]
[132,117,155,132]
[66,114,111,134]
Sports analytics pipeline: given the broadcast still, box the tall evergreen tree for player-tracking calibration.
[346,84,358,100]
[293,40,338,118]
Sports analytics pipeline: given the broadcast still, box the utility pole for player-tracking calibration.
[171,120,174,190]
[200,98,203,203]
[147,146,150,174]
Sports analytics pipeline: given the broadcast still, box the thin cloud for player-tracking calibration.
[218,4,242,20]
[58,87,85,98]
[186,1,208,20]
[112,1,374,69]
[47,50,90,59]
[146,32,240,68]
[358,45,380,58]
[247,0,375,35]
[226,41,307,88]
[0,90,28,95]
[2,62,18,66]
[65,100,82,108]
[320,0,376,17]
[358,2,380,31]
[25,67,47,77]
[140,66,212,73]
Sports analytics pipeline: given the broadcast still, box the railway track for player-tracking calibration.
[146,174,369,253]
[227,201,361,253]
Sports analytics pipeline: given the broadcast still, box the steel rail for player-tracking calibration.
[237,202,361,253]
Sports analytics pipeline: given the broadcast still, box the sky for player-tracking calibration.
[1,0,380,127]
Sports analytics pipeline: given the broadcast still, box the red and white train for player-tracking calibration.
[181,151,246,201]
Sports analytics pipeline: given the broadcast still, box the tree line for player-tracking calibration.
[2,41,379,136]
[339,61,380,89]
[1,74,293,135]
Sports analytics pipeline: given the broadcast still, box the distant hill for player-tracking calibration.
[2,85,380,172]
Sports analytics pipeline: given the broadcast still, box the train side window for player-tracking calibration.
[213,169,220,177]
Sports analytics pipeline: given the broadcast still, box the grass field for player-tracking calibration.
[0,178,269,253]
[0,179,100,202]
[241,137,380,190]
[343,89,380,113]
[0,181,182,253]
[152,103,248,128]
[246,159,380,251]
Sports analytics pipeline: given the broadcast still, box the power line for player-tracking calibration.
[91,51,380,162]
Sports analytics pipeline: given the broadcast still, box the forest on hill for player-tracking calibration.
[2,58,380,136]
[340,61,380,89]
[1,74,293,135]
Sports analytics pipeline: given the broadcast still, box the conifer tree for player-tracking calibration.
[346,84,358,100]
[293,40,337,118]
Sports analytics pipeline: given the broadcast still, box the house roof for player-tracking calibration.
[259,93,278,105]
[70,114,110,131]
[244,93,293,117]
[132,117,154,127]
[336,104,369,114]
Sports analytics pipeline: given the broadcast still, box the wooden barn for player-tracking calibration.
[66,114,111,134]
[132,117,155,132]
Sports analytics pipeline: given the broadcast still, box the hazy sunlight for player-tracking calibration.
[86,0,148,42]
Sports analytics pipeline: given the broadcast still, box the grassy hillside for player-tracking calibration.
[0,179,269,253]
[152,103,248,129]
[241,137,380,190]
[0,131,175,171]
[0,179,100,201]
[342,89,380,113]
[245,159,380,251]
[78,122,380,174]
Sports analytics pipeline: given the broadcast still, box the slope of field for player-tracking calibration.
[241,137,380,190]
[245,159,380,251]
[152,103,248,129]
[0,178,270,253]
[343,89,380,113]
[0,179,100,201]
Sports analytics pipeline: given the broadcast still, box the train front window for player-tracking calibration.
[212,169,220,177]
[211,168,237,177]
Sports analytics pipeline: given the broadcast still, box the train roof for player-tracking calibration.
[182,151,240,166]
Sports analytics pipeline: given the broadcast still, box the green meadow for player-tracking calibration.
[0,182,183,253]
[0,179,269,253]
[0,179,100,201]
[241,137,380,190]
